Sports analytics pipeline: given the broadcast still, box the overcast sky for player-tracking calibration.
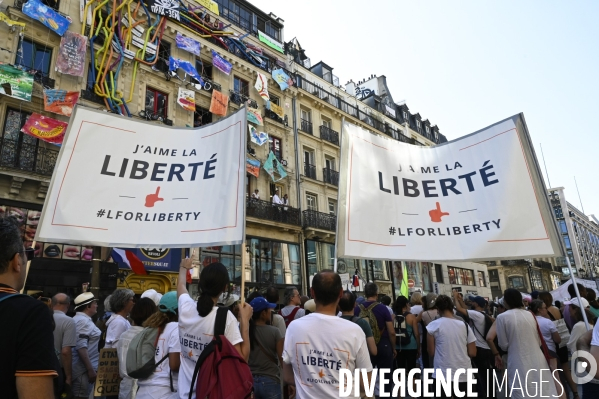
[251,0,599,217]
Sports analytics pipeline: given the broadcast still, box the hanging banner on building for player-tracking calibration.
[337,114,563,261]
[175,32,201,56]
[258,30,284,53]
[272,69,293,91]
[249,125,268,146]
[147,0,180,21]
[192,0,219,15]
[0,64,33,101]
[211,50,232,75]
[55,31,87,77]
[177,88,195,111]
[254,73,269,101]
[44,89,79,116]
[246,158,260,178]
[267,101,284,119]
[35,106,247,248]
[21,113,68,144]
[169,57,202,83]
[209,90,228,116]
[247,109,263,126]
[263,151,287,182]
[22,0,71,36]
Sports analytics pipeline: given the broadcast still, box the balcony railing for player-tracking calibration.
[323,168,339,186]
[534,260,554,270]
[303,209,336,232]
[229,90,258,109]
[304,163,316,180]
[0,138,59,176]
[264,108,288,126]
[246,198,301,226]
[500,259,530,266]
[80,88,105,105]
[300,119,313,134]
[319,125,339,146]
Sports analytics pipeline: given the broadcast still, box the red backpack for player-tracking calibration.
[283,306,300,327]
[188,307,253,399]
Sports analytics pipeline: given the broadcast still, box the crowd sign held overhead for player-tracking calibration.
[35,106,247,248]
[337,114,564,262]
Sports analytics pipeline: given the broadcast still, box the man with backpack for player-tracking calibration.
[281,286,305,327]
[354,283,395,394]
[454,291,495,399]
[339,290,378,356]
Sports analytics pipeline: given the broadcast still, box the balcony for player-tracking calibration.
[500,259,530,266]
[319,125,339,146]
[303,209,336,232]
[534,260,554,270]
[246,198,301,226]
[229,90,258,109]
[264,108,288,126]
[300,119,313,134]
[80,88,105,105]
[304,163,316,180]
[323,168,339,186]
[0,138,59,176]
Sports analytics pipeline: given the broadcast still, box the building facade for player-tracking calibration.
[0,0,493,299]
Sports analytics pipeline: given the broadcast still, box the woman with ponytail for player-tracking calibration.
[136,292,181,399]
[177,259,253,399]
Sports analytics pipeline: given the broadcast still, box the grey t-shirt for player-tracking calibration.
[249,325,283,382]
[53,310,76,367]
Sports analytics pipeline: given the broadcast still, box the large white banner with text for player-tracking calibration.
[337,114,563,261]
[36,106,247,248]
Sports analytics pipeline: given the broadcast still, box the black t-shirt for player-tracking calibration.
[0,284,59,399]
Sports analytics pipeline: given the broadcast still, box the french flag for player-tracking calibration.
[111,248,148,275]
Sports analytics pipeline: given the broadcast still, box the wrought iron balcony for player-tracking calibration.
[300,119,313,134]
[80,88,105,105]
[534,260,554,270]
[304,163,316,180]
[500,259,530,266]
[264,108,288,126]
[319,125,339,146]
[229,90,258,109]
[246,198,301,226]
[0,138,59,176]
[303,209,336,232]
[323,168,339,186]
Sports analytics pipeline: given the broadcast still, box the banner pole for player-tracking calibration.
[240,241,246,305]
[20,240,36,294]
[333,117,345,273]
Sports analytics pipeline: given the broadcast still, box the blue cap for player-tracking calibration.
[250,297,276,313]
[159,291,178,314]
[471,296,487,308]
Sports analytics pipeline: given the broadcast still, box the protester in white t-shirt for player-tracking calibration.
[530,300,561,354]
[135,292,181,399]
[177,259,252,399]
[105,289,135,348]
[272,189,283,205]
[409,292,423,316]
[283,270,372,399]
[426,295,476,395]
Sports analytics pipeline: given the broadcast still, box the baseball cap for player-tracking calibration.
[141,289,163,306]
[471,296,487,308]
[74,292,96,309]
[158,291,178,314]
[250,297,276,313]
[304,299,316,313]
[569,297,590,309]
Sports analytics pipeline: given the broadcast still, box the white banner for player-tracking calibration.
[35,106,247,248]
[337,114,562,261]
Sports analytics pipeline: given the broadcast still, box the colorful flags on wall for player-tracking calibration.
[43,90,79,117]
[21,113,68,144]
[263,151,287,182]
[254,73,269,101]
[177,88,195,111]
[211,50,232,75]
[56,31,87,77]
[22,0,71,36]
[272,69,293,91]
[175,32,201,56]
[249,125,268,146]
[246,158,260,177]
[169,57,203,84]
[247,109,263,126]
[0,64,33,102]
[209,90,229,116]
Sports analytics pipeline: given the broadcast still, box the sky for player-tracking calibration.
[250,0,599,217]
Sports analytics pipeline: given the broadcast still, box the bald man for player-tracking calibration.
[52,293,76,390]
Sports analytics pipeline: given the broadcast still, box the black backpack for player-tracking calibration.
[394,312,412,347]
[469,311,493,343]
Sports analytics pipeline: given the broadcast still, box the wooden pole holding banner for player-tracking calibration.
[333,117,345,274]
[240,241,246,305]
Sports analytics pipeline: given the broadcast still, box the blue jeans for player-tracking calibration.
[253,375,282,399]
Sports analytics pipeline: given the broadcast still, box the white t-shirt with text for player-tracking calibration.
[426,317,476,382]
[178,294,242,399]
[283,313,372,398]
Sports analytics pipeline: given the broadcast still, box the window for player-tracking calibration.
[145,87,168,119]
[489,269,500,282]
[304,149,314,166]
[306,193,317,211]
[194,106,212,127]
[478,271,487,287]
[300,108,311,122]
[508,276,526,290]
[322,117,331,129]
[416,120,421,129]
[403,111,408,120]
[16,39,52,77]
[324,156,335,171]
[0,108,38,171]
[306,240,335,275]
[234,76,249,97]
[195,60,213,79]
[564,236,572,249]
[434,263,444,284]
[426,126,430,134]
[559,220,568,234]
[447,266,475,286]
[328,199,336,215]
[154,41,171,73]
[270,95,280,106]
[270,136,282,160]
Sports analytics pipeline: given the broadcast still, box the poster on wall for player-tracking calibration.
[56,31,87,77]
[0,64,33,101]
[44,90,80,117]
[35,106,247,248]
[21,113,68,145]
[211,50,232,75]
[177,88,195,111]
[337,114,563,261]
[175,32,201,56]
